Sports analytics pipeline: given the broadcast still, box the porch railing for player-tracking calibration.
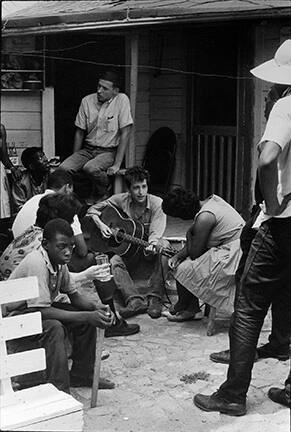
[190,125,237,205]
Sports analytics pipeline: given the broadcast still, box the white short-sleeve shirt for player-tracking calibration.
[12,189,82,237]
[75,93,133,148]
[253,94,291,227]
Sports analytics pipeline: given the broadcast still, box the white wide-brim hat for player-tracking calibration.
[251,39,291,85]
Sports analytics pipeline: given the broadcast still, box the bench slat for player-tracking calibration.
[0,277,38,305]
[0,348,46,379]
[0,312,42,342]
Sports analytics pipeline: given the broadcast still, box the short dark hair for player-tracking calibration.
[36,193,81,228]
[47,169,73,190]
[124,166,150,189]
[162,187,200,220]
[43,218,73,241]
[21,147,42,169]
[99,70,120,88]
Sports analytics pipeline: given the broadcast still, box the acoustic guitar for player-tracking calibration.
[81,203,178,259]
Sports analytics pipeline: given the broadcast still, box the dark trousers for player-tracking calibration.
[218,218,291,403]
[9,303,96,394]
[235,214,290,352]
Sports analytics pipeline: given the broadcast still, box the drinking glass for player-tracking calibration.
[95,253,112,282]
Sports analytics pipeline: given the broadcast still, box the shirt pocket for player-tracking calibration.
[104,114,118,132]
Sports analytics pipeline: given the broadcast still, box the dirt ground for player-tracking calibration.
[71,298,290,432]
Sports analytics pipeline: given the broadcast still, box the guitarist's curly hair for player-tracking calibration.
[162,187,200,220]
[124,166,150,189]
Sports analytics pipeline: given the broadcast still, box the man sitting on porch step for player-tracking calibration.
[60,70,133,202]
[5,218,115,393]
[87,166,169,319]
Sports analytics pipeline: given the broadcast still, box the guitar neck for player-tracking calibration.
[113,229,177,258]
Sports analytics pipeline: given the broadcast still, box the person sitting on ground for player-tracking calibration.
[12,168,92,270]
[87,165,169,319]
[1,192,140,338]
[1,193,96,283]
[162,187,245,321]
[12,146,50,212]
[4,218,115,393]
[0,123,22,218]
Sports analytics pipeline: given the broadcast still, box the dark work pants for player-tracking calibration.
[218,218,291,403]
[235,214,290,352]
[111,239,169,304]
[9,303,96,394]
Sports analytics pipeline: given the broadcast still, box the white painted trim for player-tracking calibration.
[42,87,55,159]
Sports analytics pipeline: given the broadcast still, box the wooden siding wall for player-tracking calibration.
[1,93,42,163]
[252,23,291,198]
[134,31,187,187]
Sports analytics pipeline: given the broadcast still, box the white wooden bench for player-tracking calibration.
[0,276,83,431]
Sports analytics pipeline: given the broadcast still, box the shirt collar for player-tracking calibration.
[96,94,116,109]
[40,246,59,275]
[127,193,150,210]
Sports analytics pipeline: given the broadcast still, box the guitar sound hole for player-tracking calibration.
[115,229,125,244]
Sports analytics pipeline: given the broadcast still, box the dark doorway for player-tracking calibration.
[186,25,253,215]
[47,33,125,161]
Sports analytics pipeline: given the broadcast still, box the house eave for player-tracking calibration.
[2,7,290,37]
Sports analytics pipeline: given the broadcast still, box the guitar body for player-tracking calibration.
[82,204,145,259]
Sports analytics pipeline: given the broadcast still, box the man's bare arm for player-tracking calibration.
[73,127,85,153]
[258,141,282,215]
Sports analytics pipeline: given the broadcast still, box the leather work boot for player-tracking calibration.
[193,392,246,416]
[210,349,258,364]
[119,298,148,319]
[147,296,162,319]
[257,343,289,361]
[268,386,291,408]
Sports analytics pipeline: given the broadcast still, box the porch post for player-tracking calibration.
[42,86,55,159]
[126,32,138,167]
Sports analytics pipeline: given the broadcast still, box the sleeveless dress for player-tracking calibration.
[174,195,245,313]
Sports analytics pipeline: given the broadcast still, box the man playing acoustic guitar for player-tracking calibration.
[87,166,169,319]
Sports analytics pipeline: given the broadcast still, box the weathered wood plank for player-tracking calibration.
[0,348,46,379]
[150,107,182,121]
[1,112,41,130]
[1,384,83,431]
[5,130,42,148]
[1,312,42,342]
[1,94,41,112]
[0,277,39,304]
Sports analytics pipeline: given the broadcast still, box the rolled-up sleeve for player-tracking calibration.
[75,98,87,130]
[118,94,133,129]
[259,97,291,150]
[9,254,52,308]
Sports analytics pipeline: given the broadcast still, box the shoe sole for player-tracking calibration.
[105,328,140,338]
[194,399,246,416]
[119,309,147,319]
[258,354,289,361]
[210,353,259,365]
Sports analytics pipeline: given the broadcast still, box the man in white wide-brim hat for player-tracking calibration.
[194,40,291,416]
